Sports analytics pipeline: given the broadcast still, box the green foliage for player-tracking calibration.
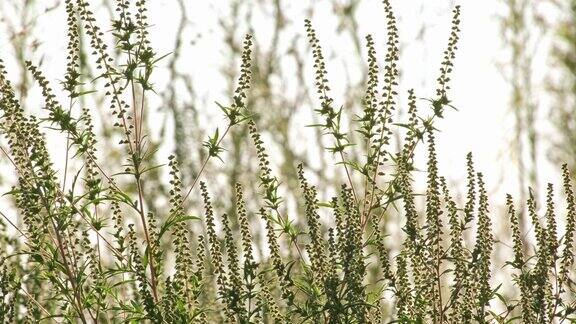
[0,1,574,323]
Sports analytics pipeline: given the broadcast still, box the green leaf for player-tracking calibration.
[158,214,200,239]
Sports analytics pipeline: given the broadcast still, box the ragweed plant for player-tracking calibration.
[0,1,575,324]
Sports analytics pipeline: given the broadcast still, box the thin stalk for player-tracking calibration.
[436,237,444,323]
[61,97,74,191]
[20,287,51,318]
[50,219,89,324]
[79,0,160,300]
[181,124,232,204]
